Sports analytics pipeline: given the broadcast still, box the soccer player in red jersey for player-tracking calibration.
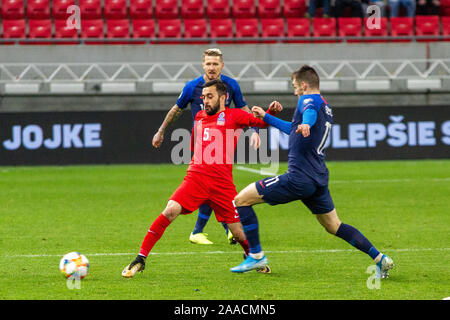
[153,49,260,245]
[122,79,276,278]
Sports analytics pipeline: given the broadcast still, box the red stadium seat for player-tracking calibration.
[155,0,179,19]
[53,0,75,20]
[390,17,413,42]
[81,19,105,44]
[232,0,256,18]
[158,19,182,42]
[283,0,307,18]
[235,18,259,43]
[2,19,26,44]
[55,19,79,44]
[106,19,130,42]
[261,18,284,43]
[338,17,362,42]
[285,18,310,42]
[1,0,25,19]
[184,19,208,43]
[257,0,281,18]
[209,18,234,42]
[181,0,205,19]
[363,17,388,42]
[415,15,440,41]
[79,0,102,19]
[27,19,52,44]
[338,18,362,36]
[104,0,128,19]
[27,0,50,19]
[441,0,450,16]
[130,0,153,19]
[312,17,337,42]
[442,17,450,37]
[132,19,156,43]
[28,19,52,37]
[206,0,230,18]
[3,19,25,36]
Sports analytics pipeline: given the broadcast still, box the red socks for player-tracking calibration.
[139,214,249,258]
[139,214,171,257]
[238,239,250,256]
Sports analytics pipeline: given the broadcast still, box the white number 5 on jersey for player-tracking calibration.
[203,127,210,141]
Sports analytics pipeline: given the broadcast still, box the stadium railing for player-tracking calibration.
[0,59,449,94]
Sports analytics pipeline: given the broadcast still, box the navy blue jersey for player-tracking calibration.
[176,74,247,122]
[288,94,333,186]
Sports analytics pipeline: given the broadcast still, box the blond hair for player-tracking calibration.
[203,48,223,61]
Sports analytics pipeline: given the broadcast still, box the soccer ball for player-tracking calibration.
[59,252,89,279]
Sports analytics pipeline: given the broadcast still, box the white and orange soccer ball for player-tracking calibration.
[59,252,89,279]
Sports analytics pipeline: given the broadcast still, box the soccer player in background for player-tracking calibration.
[151,48,260,245]
[230,65,395,279]
[122,80,275,278]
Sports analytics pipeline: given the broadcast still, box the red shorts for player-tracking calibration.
[169,171,239,224]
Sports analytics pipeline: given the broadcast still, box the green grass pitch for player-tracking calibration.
[0,160,449,300]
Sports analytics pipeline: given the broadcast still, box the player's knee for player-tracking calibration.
[323,223,337,235]
[233,194,246,207]
[317,210,341,235]
[322,219,341,235]
[162,201,182,221]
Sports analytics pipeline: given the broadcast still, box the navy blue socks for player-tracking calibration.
[192,204,213,234]
[335,223,380,259]
[235,205,262,254]
[192,204,228,235]
[234,208,380,261]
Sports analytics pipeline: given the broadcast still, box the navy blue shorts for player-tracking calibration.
[255,173,335,214]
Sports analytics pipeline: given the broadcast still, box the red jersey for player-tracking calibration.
[187,108,272,183]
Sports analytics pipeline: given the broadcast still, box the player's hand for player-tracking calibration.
[152,130,164,148]
[250,132,261,150]
[296,124,311,137]
[268,101,283,113]
[252,106,266,119]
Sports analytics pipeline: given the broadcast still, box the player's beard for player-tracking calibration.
[206,73,218,81]
[205,100,220,116]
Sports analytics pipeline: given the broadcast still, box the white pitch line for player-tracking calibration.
[3,247,449,259]
[235,165,277,176]
[235,166,450,183]
[332,177,450,184]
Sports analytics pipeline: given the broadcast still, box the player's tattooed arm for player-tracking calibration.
[152,105,183,148]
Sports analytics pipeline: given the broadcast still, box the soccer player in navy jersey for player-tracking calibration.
[230,65,394,279]
[151,48,260,245]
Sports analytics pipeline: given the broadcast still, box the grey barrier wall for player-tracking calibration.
[0,105,449,166]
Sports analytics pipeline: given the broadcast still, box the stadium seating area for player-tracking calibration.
[0,0,450,43]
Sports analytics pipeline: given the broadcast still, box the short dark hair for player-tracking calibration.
[203,79,228,97]
[292,65,320,89]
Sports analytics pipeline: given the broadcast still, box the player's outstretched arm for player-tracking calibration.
[152,104,183,148]
[268,101,283,113]
[241,105,261,151]
[253,104,291,135]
